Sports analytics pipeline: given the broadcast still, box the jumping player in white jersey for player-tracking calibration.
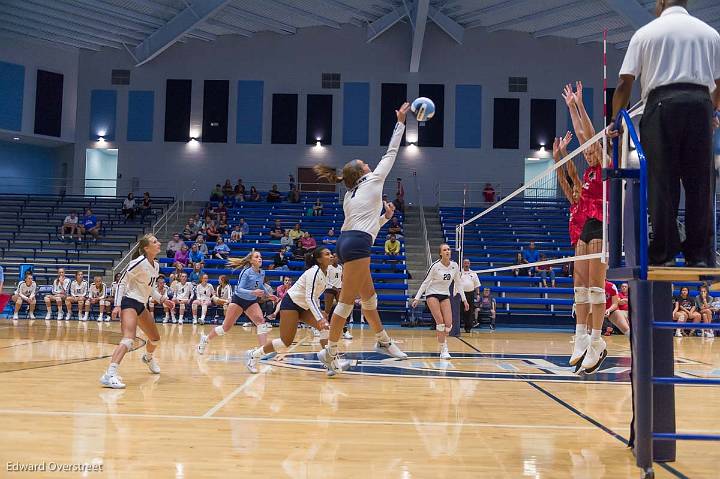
[412,244,469,359]
[192,273,214,324]
[314,101,410,375]
[325,254,352,340]
[100,234,175,389]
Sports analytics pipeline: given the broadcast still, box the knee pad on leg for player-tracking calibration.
[271,337,289,353]
[147,338,159,346]
[214,325,225,336]
[333,302,354,319]
[360,294,378,310]
[319,329,329,340]
[120,338,134,350]
[589,286,605,305]
[256,322,271,335]
[436,324,446,332]
[574,287,589,304]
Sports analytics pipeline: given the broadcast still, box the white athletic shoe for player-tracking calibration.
[580,338,607,374]
[439,343,452,360]
[96,315,103,322]
[326,357,352,377]
[29,313,35,320]
[178,318,183,325]
[192,318,197,325]
[171,316,177,324]
[45,312,51,320]
[142,354,160,374]
[83,313,89,321]
[317,347,336,371]
[375,341,408,359]
[12,314,18,320]
[569,333,591,367]
[80,314,87,322]
[199,317,205,325]
[197,334,208,355]
[58,312,64,321]
[312,328,320,337]
[100,373,126,389]
[342,331,353,340]
[104,315,110,322]
[246,349,259,374]
[675,329,683,338]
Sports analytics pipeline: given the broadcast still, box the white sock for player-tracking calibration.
[251,347,265,359]
[107,362,119,376]
[575,324,588,336]
[328,341,339,356]
[375,330,391,344]
[145,352,153,360]
[591,329,601,340]
[201,305,207,318]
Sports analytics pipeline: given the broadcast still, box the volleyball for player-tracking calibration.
[411,97,435,121]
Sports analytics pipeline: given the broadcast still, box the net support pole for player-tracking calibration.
[630,279,653,476]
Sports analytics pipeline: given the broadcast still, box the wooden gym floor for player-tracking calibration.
[0,319,718,478]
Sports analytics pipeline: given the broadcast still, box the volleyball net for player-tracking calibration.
[453,102,644,277]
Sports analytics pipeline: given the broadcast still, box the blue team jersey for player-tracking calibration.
[233,267,266,300]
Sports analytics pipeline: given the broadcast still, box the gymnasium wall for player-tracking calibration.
[72,24,627,202]
[0,140,68,194]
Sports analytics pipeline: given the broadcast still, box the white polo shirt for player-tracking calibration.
[459,269,481,293]
[620,6,720,100]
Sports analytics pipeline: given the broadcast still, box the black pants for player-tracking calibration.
[462,292,476,332]
[640,83,715,265]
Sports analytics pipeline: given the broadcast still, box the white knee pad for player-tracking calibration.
[119,338,134,350]
[333,302,354,319]
[256,323,271,335]
[360,294,378,310]
[271,337,289,353]
[147,338,159,346]
[589,286,605,305]
[214,325,225,336]
[319,329,329,340]
[574,287,590,304]
[436,324,446,332]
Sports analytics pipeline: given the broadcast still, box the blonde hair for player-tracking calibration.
[227,250,258,270]
[314,160,365,189]
[132,233,156,259]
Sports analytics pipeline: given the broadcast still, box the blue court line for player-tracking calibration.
[456,337,688,479]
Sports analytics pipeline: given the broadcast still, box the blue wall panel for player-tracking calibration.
[89,89,117,141]
[0,140,58,194]
[236,80,263,144]
[0,61,25,131]
[127,90,154,141]
[566,87,593,150]
[343,82,369,146]
[455,85,482,148]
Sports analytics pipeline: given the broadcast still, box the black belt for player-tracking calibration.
[648,83,709,103]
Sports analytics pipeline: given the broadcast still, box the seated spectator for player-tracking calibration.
[267,184,282,202]
[222,179,234,202]
[603,280,630,336]
[268,276,293,320]
[61,211,80,239]
[167,233,185,258]
[695,285,715,338]
[289,174,295,191]
[11,273,37,320]
[299,232,316,255]
[560,262,573,277]
[483,183,496,203]
[258,276,277,317]
[197,215,209,230]
[213,237,231,260]
[172,263,185,280]
[188,244,204,266]
[234,178,246,197]
[476,288,496,330]
[536,254,555,288]
[214,201,227,217]
[140,192,152,220]
[217,215,229,235]
[205,221,220,242]
[195,235,209,256]
[673,286,701,337]
[238,218,250,236]
[230,225,243,242]
[385,234,401,256]
[122,193,136,221]
[181,224,194,240]
[323,228,337,245]
[174,245,190,268]
[312,199,323,216]
[522,241,539,275]
[289,186,301,203]
[248,186,260,202]
[288,223,304,243]
[269,219,284,241]
[280,230,293,249]
[189,262,205,284]
[512,252,531,277]
[387,217,403,239]
[210,184,223,201]
[393,192,405,214]
[272,246,291,271]
[213,275,232,317]
[80,208,100,241]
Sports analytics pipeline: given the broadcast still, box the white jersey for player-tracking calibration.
[341,122,405,242]
[115,255,163,307]
[15,281,37,299]
[217,283,232,300]
[70,280,88,298]
[287,265,327,323]
[326,264,343,289]
[415,260,464,300]
[152,285,170,302]
[459,270,481,293]
[195,283,214,301]
[110,281,119,298]
[52,277,70,295]
[174,282,193,301]
[88,283,107,299]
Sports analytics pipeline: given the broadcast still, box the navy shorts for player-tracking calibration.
[426,294,450,302]
[279,294,306,314]
[120,297,147,315]
[336,230,373,263]
[579,218,603,243]
[231,295,259,310]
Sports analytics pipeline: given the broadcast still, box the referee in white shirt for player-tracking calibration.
[611,0,720,267]
[460,259,481,332]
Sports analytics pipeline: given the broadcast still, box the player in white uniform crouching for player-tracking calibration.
[100,234,175,389]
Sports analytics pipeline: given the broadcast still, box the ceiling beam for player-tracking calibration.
[486,0,587,32]
[0,29,82,52]
[204,19,253,37]
[410,0,429,72]
[318,0,377,23]
[222,6,296,34]
[0,12,122,48]
[456,0,516,23]
[602,0,653,29]
[126,0,180,17]
[428,5,463,43]
[133,0,231,66]
[533,12,614,38]
[68,0,166,28]
[367,6,404,42]
[0,23,102,50]
[266,0,342,29]
[576,25,632,44]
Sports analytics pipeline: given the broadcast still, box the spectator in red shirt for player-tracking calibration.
[483,183,496,203]
[603,281,629,335]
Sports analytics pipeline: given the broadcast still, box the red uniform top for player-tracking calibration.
[617,291,629,311]
[568,164,604,246]
[605,281,618,309]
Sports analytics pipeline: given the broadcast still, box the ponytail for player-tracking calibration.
[314,165,342,184]
[227,250,256,270]
[305,246,330,269]
[133,233,155,259]
[315,160,364,190]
